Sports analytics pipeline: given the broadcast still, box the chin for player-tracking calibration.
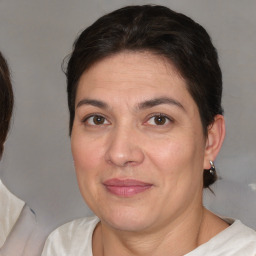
[98,206,155,232]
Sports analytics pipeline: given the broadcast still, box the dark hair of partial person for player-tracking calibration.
[0,52,13,158]
[64,4,223,188]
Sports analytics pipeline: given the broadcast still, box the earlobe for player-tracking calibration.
[204,115,225,169]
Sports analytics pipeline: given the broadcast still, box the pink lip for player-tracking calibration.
[103,179,153,197]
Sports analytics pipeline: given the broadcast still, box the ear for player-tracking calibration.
[203,114,225,169]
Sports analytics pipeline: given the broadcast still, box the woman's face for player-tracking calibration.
[71,52,209,232]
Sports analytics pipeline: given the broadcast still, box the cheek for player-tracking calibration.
[71,134,106,212]
[143,138,203,215]
[145,138,192,172]
[145,135,204,190]
[71,134,105,184]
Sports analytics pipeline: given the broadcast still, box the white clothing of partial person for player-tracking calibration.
[0,179,39,256]
[42,215,256,256]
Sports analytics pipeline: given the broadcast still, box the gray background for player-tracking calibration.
[0,0,255,250]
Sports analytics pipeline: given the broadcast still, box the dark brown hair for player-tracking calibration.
[0,52,13,157]
[65,5,223,187]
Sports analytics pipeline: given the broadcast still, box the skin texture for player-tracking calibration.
[71,52,227,255]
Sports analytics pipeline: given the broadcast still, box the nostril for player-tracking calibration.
[122,161,138,167]
[105,148,145,167]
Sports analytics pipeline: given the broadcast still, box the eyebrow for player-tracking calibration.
[137,97,185,111]
[76,97,185,111]
[76,99,108,109]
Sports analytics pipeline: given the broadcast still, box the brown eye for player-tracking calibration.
[93,115,105,125]
[84,115,109,126]
[154,116,167,125]
[146,114,171,126]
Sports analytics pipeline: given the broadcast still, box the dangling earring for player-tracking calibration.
[209,160,216,175]
[203,160,217,189]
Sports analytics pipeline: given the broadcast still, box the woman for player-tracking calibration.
[0,52,39,256]
[42,5,256,255]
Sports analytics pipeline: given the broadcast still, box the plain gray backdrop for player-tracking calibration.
[0,0,256,250]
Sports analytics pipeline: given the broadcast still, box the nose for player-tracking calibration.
[105,126,145,167]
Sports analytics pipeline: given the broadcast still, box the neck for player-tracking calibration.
[93,204,217,256]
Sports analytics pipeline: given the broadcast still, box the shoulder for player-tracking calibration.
[42,216,99,256]
[213,220,256,254]
[226,220,256,243]
[0,180,25,247]
[0,180,40,255]
[187,219,256,256]
[48,216,99,239]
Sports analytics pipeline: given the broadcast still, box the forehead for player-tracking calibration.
[76,51,192,106]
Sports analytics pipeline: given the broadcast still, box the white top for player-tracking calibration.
[42,215,256,256]
[0,179,39,256]
[0,179,25,247]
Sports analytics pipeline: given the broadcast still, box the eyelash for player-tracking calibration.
[145,113,173,126]
[81,113,173,127]
[82,113,110,126]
